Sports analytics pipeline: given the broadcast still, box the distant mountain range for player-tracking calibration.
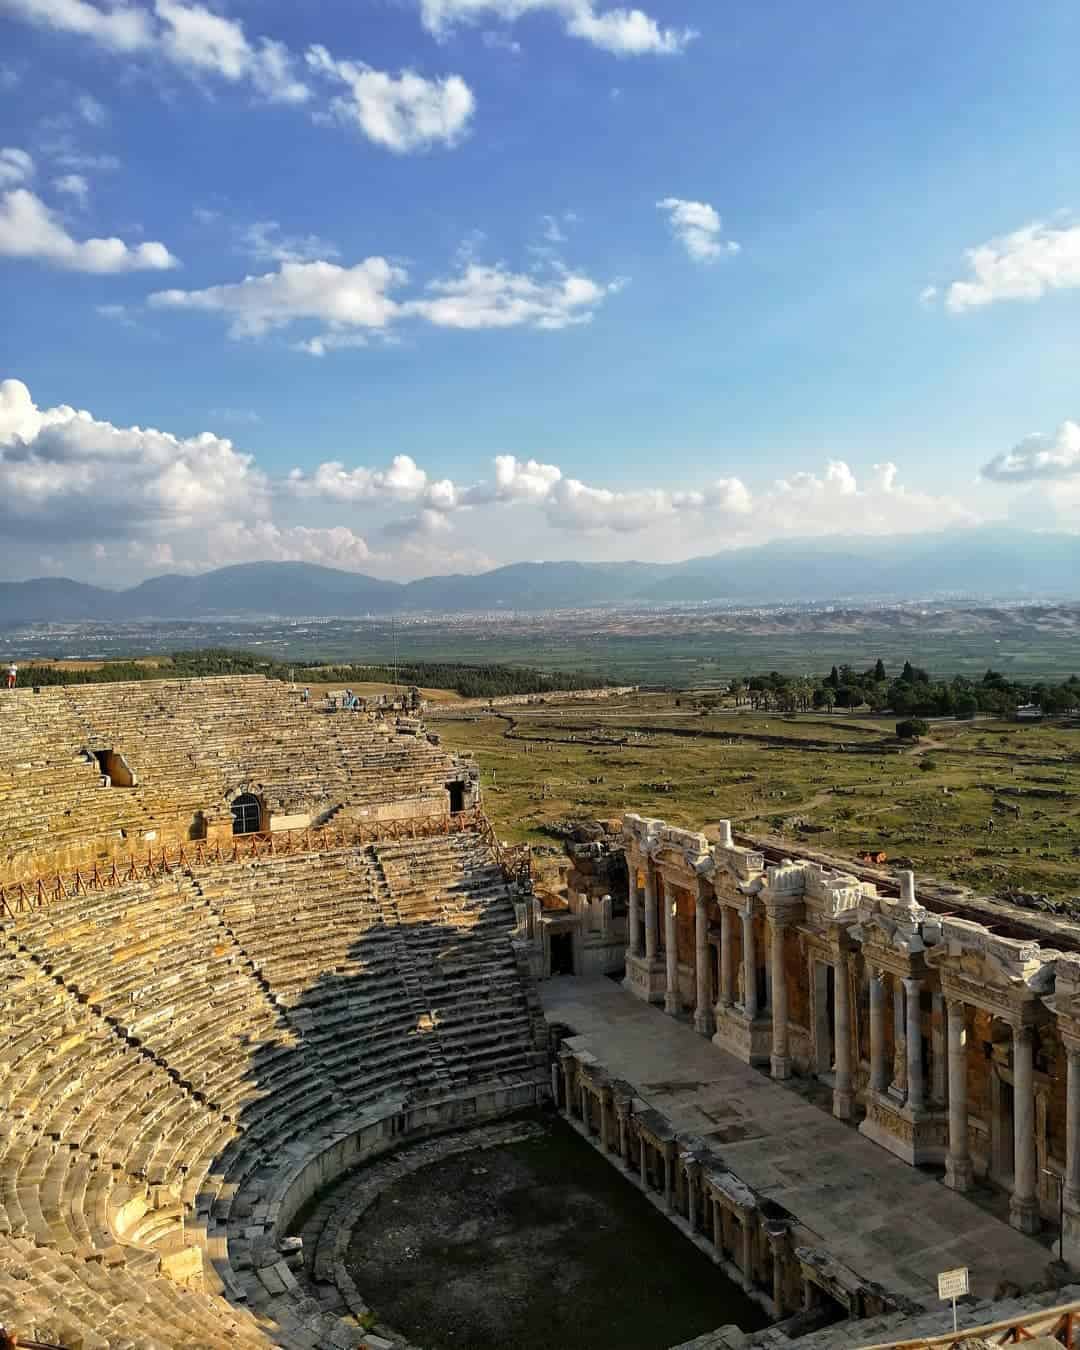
[2,528,1079,623]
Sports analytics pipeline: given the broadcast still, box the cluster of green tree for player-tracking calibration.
[11,649,613,700]
[730,662,1080,718]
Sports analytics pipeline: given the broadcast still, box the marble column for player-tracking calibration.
[770,915,790,1079]
[768,1234,786,1316]
[599,1095,610,1153]
[580,1083,589,1133]
[904,976,924,1112]
[686,1167,698,1232]
[833,952,853,1120]
[639,1135,648,1190]
[869,967,887,1093]
[627,858,641,960]
[1066,1044,1080,1215]
[550,1061,561,1108]
[664,885,679,1015]
[561,1057,574,1116]
[740,1220,754,1293]
[719,906,735,1011]
[741,910,758,1020]
[694,884,712,1035]
[644,862,658,963]
[944,999,973,1191]
[892,976,908,1096]
[712,1196,722,1253]
[1010,1023,1039,1234]
[931,992,947,1104]
[663,1148,674,1211]
[617,1108,630,1168]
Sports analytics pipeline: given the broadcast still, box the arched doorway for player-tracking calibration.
[231,793,262,835]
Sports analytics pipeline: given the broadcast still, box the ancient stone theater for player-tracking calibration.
[0,677,549,1348]
[4,677,1080,1349]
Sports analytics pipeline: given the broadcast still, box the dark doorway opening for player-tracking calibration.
[231,793,262,835]
[550,932,575,975]
[447,781,466,814]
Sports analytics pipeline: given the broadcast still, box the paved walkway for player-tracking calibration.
[541,977,1052,1306]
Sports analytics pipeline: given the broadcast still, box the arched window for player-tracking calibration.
[231,793,262,835]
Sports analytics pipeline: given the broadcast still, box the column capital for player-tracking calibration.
[902,974,923,995]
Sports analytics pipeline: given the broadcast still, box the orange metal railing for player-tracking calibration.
[0,807,532,921]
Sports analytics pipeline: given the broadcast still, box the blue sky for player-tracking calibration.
[2,0,1080,582]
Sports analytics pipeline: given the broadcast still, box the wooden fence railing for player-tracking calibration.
[860,1297,1080,1348]
[0,807,532,921]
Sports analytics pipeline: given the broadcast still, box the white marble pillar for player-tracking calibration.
[627,858,641,959]
[833,953,853,1119]
[931,992,947,1104]
[741,910,758,1020]
[664,885,679,1015]
[1066,1044,1080,1214]
[719,906,735,1012]
[869,967,887,1093]
[644,862,658,963]
[617,1109,630,1168]
[892,976,908,1096]
[904,976,924,1112]
[740,1220,754,1293]
[770,916,790,1079]
[694,885,712,1036]
[1010,1023,1039,1233]
[944,999,973,1191]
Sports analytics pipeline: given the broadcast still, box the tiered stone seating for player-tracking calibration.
[374,833,541,1085]
[0,676,543,1346]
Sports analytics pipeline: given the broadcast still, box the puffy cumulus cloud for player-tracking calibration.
[150,256,620,345]
[0,147,34,187]
[0,377,266,537]
[149,257,405,339]
[656,198,739,263]
[0,189,177,271]
[417,0,694,55]
[156,0,309,103]
[287,454,459,514]
[761,460,974,536]
[200,522,377,570]
[408,264,619,330]
[466,453,562,504]
[941,221,1080,313]
[306,46,474,153]
[0,0,153,52]
[3,3,475,155]
[981,422,1080,483]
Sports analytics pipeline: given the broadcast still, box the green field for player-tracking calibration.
[435,693,1080,902]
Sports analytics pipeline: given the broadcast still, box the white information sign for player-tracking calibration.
[937,1267,969,1300]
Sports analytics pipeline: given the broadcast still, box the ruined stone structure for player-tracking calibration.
[0,677,547,1348]
[622,812,1080,1260]
[0,676,479,886]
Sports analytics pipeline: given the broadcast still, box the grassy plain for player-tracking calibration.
[435,692,1080,901]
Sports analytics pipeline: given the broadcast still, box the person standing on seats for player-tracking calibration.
[5,663,15,690]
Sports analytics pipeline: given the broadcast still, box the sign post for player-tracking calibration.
[937,1266,969,1334]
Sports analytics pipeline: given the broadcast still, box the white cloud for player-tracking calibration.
[919,284,937,306]
[480,29,521,53]
[0,147,34,187]
[76,91,106,125]
[200,521,376,570]
[306,45,474,153]
[0,188,177,271]
[53,171,88,205]
[155,0,309,103]
[149,257,405,338]
[657,197,739,263]
[408,263,618,329]
[417,0,694,55]
[239,219,340,265]
[942,220,1080,313]
[0,376,265,535]
[287,454,458,514]
[981,422,1080,483]
[0,0,153,52]
[150,254,620,343]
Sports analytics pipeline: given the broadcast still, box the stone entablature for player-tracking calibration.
[620,812,1080,1259]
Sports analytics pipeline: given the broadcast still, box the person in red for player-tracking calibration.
[4,664,15,690]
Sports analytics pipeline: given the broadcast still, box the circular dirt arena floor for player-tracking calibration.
[346,1111,768,1350]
